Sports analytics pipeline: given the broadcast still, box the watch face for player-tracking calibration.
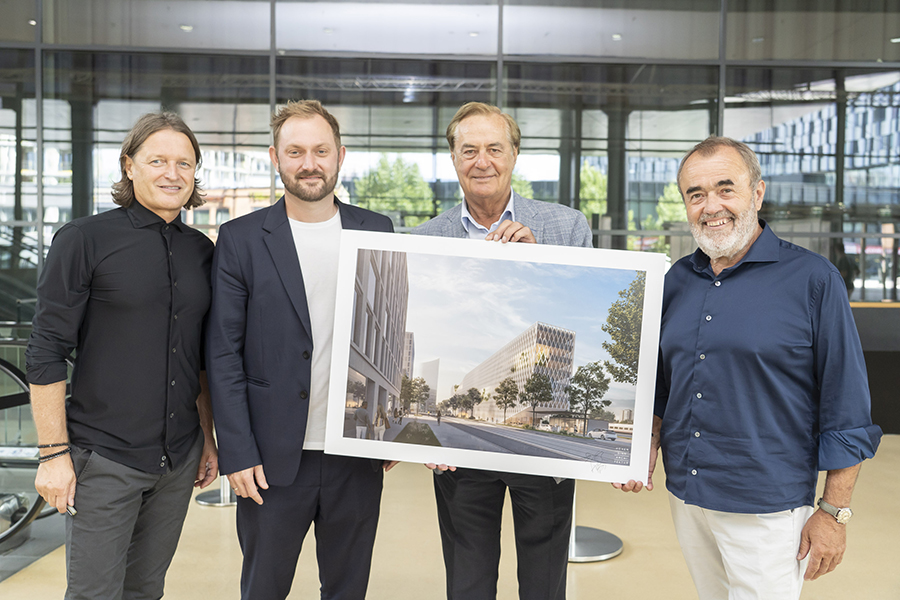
[836,508,853,524]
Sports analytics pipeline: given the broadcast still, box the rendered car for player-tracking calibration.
[586,428,617,441]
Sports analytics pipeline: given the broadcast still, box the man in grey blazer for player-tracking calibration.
[413,102,592,600]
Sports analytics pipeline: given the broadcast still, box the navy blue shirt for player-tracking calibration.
[656,222,882,513]
[26,201,213,473]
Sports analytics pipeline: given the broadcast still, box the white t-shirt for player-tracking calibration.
[288,209,342,450]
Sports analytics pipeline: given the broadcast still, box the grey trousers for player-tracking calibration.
[65,433,202,600]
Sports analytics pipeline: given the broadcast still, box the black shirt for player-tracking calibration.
[26,201,214,473]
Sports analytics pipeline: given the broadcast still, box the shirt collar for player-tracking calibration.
[460,190,516,234]
[690,219,779,275]
[126,200,187,232]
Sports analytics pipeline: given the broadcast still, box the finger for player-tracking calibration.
[424,463,437,470]
[804,554,823,580]
[383,461,399,472]
[254,466,269,490]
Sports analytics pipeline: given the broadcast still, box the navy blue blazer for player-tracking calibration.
[206,197,393,486]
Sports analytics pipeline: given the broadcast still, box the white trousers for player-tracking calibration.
[669,493,815,600]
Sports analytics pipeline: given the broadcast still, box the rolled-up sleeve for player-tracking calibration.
[26,224,92,385]
[812,270,883,470]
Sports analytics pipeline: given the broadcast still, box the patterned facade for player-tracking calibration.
[459,322,576,423]
[402,332,415,379]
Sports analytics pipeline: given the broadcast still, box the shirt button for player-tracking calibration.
[694,431,701,437]
[171,380,176,386]
[302,351,310,360]
[705,315,712,321]
[169,251,173,256]
[300,391,308,400]
[169,413,175,418]
[696,392,702,398]
[172,348,177,353]
[161,456,167,461]
[714,281,721,287]
[174,314,178,320]
[164,225,170,231]
[699,353,706,360]
[174,281,178,287]
[691,469,698,475]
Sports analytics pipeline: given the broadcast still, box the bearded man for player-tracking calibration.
[616,136,881,600]
[205,100,394,600]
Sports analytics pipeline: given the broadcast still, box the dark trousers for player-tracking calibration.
[66,433,203,600]
[433,468,575,600]
[236,451,383,600]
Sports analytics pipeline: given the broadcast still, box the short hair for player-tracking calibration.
[271,99,342,151]
[111,112,205,210]
[445,102,522,153]
[676,136,762,196]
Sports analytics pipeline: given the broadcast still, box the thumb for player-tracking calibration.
[255,465,269,490]
[797,530,811,560]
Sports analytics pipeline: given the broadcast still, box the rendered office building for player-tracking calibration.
[458,322,575,423]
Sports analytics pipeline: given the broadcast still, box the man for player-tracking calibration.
[616,136,882,599]
[206,100,394,600]
[414,102,592,600]
[25,112,218,600]
[355,401,370,439]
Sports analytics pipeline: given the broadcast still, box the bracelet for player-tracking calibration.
[37,442,70,449]
[39,447,72,463]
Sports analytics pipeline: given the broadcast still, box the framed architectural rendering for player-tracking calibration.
[324,230,666,485]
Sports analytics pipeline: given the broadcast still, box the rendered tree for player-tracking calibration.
[399,374,415,411]
[415,379,431,415]
[493,377,520,424]
[353,154,435,226]
[520,373,553,428]
[566,361,611,435]
[601,272,645,386]
[346,379,366,406]
[466,388,484,414]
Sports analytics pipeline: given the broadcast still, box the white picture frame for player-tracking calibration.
[324,231,665,485]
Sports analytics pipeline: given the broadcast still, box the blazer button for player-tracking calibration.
[303,351,310,360]
[300,391,308,399]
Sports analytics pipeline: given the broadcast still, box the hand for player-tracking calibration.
[612,433,658,493]
[194,435,219,489]
[34,455,77,514]
[425,463,456,472]
[486,220,536,244]
[798,509,846,580]
[383,461,400,472]
[227,464,268,505]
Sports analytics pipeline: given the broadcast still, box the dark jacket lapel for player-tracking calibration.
[262,198,313,339]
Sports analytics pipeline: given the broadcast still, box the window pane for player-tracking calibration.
[727,1,900,62]
[42,51,271,240]
[276,0,499,55]
[0,50,37,217]
[504,0,720,60]
[43,0,271,50]
[0,1,37,43]
[0,225,39,321]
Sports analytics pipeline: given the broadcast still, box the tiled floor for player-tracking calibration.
[1,435,897,599]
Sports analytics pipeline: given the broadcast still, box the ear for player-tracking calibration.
[753,179,766,210]
[338,145,347,170]
[268,145,278,168]
[124,156,135,180]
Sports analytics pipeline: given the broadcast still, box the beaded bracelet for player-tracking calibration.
[37,442,69,449]
[39,447,72,463]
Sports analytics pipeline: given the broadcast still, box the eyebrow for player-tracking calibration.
[684,179,736,196]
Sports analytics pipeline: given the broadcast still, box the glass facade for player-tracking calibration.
[2,0,900,320]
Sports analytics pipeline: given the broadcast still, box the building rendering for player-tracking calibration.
[419,358,440,413]
[347,249,409,417]
[402,332,415,379]
[458,322,576,423]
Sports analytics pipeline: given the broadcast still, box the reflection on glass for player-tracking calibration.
[276,0,499,55]
[43,0,271,50]
[727,3,900,62]
[0,226,39,322]
[503,1,719,60]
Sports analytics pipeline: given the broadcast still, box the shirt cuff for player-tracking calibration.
[817,424,883,471]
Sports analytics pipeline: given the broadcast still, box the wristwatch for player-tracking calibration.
[817,498,853,524]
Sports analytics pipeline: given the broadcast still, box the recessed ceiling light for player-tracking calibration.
[179,24,193,32]
[28,20,36,26]
[752,37,765,43]
[469,31,479,37]
[612,33,622,41]
[323,27,333,34]
[891,37,900,43]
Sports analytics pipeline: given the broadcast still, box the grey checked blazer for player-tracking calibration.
[412,191,593,248]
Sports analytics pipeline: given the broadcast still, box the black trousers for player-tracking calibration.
[236,451,383,600]
[433,468,575,600]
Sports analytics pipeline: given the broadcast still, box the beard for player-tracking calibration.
[279,165,339,203]
[690,204,759,261]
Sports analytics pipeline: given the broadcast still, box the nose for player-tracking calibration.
[474,149,490,169]
[163,161,178,179]
[300,152,317,171]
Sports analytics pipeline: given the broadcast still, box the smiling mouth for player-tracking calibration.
[704,217,732,228]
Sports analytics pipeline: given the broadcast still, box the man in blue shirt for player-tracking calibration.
[616,137,881,599]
